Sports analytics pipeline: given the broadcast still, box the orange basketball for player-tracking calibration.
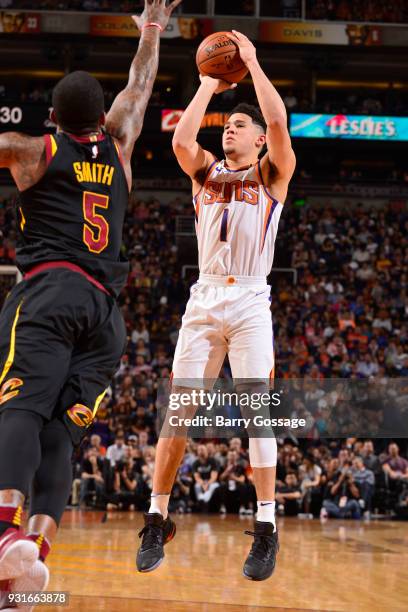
[196,31,248,84]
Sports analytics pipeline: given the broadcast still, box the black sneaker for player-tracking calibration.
[242,521,279,581]
[136,513,176,573]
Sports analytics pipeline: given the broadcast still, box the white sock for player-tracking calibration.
[257,501,276,530]
[149,493,170,519]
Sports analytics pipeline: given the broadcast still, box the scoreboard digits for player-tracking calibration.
[0,107,23,125]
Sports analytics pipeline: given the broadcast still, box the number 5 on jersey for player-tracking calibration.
[83,191,109,254]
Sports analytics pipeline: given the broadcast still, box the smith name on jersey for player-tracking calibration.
[16,131,129,297]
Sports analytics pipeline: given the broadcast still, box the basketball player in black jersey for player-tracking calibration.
[0,1,180,606]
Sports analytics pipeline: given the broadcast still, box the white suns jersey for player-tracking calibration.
[193,159,284,277]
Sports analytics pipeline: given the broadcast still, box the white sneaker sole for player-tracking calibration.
[8,560,50,611]
[12,559,49,592]
[0,540,38,581]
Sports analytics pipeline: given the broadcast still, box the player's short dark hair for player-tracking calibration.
[228,103,266,133]
[52,71,104,133]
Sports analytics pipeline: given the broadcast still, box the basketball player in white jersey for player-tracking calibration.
[136,31,296,581]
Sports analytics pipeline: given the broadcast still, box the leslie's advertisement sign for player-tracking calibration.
[290,113,408,141]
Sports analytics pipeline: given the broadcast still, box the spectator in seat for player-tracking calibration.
[106,433,128,467]
[321,461,361,519]
[276,472,302,516]
[169,468,192,514]
[283,89,298,110]
[138,430,150,452]
[89,433,106,456]
[127,433,139,448]
[193,444,220,511]
[141,446,156,493]
[229,437,249,464]
[130,443,144,476]
[361,440,381,474]
[131,318,150,345]
[382,443,408,482]
[395,484,408,520]
[218,450,250,515]
[299,456,322,515]
[356,352,379,378]
[108,457,144,511]
[352,456,375,514]
[80,448,106,508]
[214,442,229,470]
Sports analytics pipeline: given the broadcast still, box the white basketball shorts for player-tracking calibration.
[172,274,274,385]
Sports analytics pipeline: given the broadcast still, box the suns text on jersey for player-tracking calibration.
[204,180,259,205]
[73,162,115,186]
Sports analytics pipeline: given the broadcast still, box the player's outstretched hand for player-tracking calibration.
[231,30,257,65]
[132,0,183,33]
[199,74,237,95]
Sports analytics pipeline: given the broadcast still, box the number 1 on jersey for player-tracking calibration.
[220,208,229,242]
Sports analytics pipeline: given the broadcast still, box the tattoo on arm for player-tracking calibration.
[105,29,160,156]
[0,132,46,191]
[0,132,18,168]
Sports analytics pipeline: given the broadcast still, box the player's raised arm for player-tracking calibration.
[105,0,181,162]
[172,76,235,185]
[0,132,25,171]
[0,132,45,191]
[231,31,296,196]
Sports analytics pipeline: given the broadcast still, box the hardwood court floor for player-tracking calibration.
[35,510,408,612]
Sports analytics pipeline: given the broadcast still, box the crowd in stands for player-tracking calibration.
[283,87,408,117]
[1,190,407,519]
[294,166,408,187]
[2,0,407,23]
[2,80,407,119]
[72,434,408,520]
[306,0,407,23]
[0,1,145,12]
[0,83,175,107]
[219,86,408,117]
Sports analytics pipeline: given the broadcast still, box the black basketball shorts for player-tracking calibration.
[0,267,127,445]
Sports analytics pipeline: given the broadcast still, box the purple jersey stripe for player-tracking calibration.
[220,208,229,242]
[261,200,279,252]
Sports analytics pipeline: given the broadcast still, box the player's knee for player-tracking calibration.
[38,422,74,489]
[249,437,277,468]
[235,381,272,438]
[167,385,201,419]
[235,381,270,416]
[0,408,44,433]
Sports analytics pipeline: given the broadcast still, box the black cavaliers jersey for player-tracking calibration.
[16,131,129,297]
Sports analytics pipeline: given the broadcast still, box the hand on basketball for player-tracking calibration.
[199,74,237,95]
[231,30,257,66]
[132,0,182,32]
